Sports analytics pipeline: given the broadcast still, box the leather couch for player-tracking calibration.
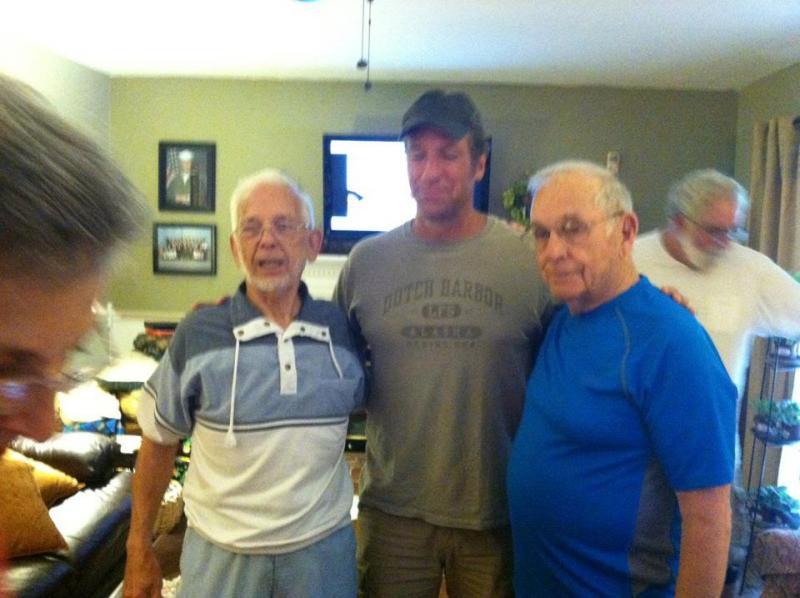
[6,432,132,598]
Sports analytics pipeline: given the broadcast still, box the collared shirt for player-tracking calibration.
[138,282,365,553]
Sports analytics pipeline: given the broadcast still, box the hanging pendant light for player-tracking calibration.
[356,0,374,91]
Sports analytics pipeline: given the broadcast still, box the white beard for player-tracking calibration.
[247,273,292,294]
[242,259,307,295]
[677,230,720,271]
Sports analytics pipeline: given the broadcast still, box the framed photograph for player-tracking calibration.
[153,223,216,276]
[158,141,216,212]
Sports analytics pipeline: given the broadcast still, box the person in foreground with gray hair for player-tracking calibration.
[634,168,800,594]
[507,161,737,596]
[0,73,145,452]
[0,72,145,593]
[124,169,364,598]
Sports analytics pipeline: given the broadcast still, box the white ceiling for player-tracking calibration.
[4,0,800,91]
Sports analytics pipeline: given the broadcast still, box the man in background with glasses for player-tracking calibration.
[0,74,145,453]
[634,168,800,595]
[124,170,364,598]
[508,161,737,596]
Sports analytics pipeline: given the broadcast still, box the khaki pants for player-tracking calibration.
[356,506,513,598]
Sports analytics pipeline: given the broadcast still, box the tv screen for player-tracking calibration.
[321,133,492,254]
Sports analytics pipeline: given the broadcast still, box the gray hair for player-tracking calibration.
[229,169,315,233]
[666,169,749,221]
[0,75,147,279]
[528,159,633,214]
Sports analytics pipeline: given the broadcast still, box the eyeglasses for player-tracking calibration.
[683,214,746,242]
[237,220,310,242]
[531,211,624,248]
[0,372,82,416]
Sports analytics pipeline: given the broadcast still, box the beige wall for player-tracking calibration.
[735,62,800,189]
[109,77,736,314]
[0,39,111,148]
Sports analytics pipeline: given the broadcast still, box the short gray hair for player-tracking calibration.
[666,169,748,221]
[229,169,315,233]
[528,160,633,214]
[0,75,147,279]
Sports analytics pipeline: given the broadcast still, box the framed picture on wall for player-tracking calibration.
[153,223,216,275]
[158,141,216,212]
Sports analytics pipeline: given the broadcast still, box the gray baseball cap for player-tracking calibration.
[400,90,483,140]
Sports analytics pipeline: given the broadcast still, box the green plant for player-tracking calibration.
[763,486,796,506]
[756,399,775,421]
[502,177,532,228]
[755,399,781,429]
[757,486,799,512]
[754,400,800,442]
[755,486,800,528]
[133,332,170,360]
[779,401,800,427]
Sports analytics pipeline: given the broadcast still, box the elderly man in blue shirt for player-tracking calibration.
[508,160,736,597]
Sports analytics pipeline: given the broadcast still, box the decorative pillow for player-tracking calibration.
[0,458,67,558]
[3,449,82,506]
[119,389,142,421]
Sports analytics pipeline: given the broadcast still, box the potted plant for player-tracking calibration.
[754,398,780,440]
[757,486,785,524]
[502,176,532,230]
[754,486,800,529]
[779,401,800,441]
[775,487,800,529]
[769,336,800,368]
[755,399,773,424]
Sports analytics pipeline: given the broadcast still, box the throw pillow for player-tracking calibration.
[0,458,67,558]
[3,449,82,506]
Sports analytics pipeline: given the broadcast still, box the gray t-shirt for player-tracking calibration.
[335,216,552,529]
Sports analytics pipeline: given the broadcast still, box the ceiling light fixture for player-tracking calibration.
[356,0,374,91]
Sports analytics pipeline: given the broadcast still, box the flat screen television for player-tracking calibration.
[321,133,492,254]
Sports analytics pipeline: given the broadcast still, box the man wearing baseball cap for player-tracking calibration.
[335,89,552,597]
